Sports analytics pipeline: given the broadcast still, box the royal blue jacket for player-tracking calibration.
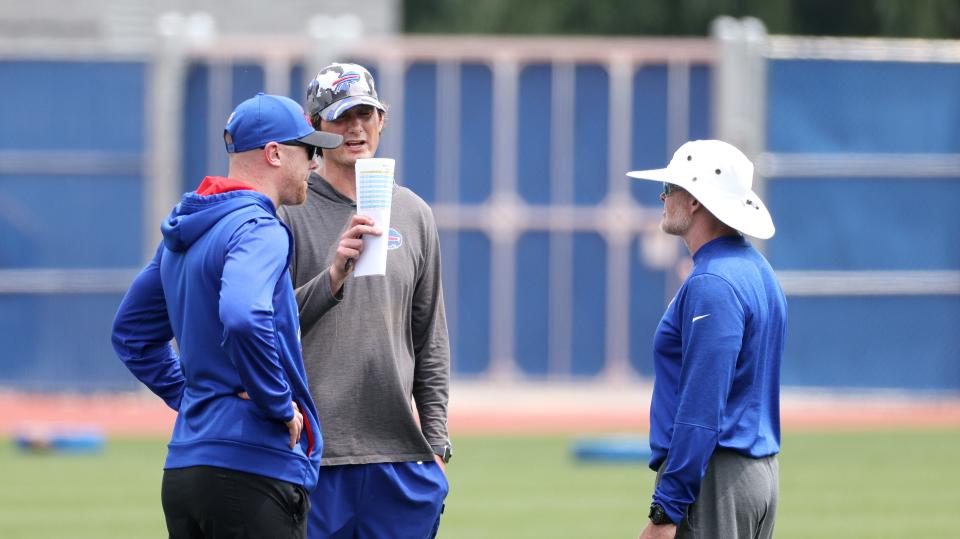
[649,235,787,524]
[111,178,322,490]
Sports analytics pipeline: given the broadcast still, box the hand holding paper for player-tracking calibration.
[328,215,380,294]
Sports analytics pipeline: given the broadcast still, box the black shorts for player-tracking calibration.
[161,465,309,539]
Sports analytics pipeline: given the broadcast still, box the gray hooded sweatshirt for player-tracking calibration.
[279,173,450,466]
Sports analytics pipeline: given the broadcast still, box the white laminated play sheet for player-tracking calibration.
[353,158,395,277]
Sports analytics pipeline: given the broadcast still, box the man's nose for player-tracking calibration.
[348,115,365,130]
[659,192,666,202]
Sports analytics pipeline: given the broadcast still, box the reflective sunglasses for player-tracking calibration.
[662,182,685,197]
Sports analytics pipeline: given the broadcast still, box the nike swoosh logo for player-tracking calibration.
[692,314,711,322]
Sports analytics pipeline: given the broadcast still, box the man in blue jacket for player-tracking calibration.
[627,140,787,539]
[111,92,378,538]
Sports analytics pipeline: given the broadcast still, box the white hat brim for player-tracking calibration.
[701,188,775,239]
[626,169,775,240]
[319,95,386,121]
[625,168,676,183]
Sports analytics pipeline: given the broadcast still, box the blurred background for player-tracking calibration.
[1,1,959,537]
[1,0,958,391]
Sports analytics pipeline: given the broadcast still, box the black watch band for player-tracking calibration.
[648,503,674,525]
[431,443,452,463]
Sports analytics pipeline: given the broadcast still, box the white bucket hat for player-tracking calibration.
[626,140,775,239]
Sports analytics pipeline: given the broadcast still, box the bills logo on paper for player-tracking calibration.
[332,72,361,93]
[387,228,403,250]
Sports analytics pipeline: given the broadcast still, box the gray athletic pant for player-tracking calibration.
[656,449,779,539]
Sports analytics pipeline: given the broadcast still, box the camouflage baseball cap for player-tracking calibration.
[306,62,386,122]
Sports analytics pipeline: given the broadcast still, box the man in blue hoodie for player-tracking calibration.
[627,140,787,539]
[112,92,379,538]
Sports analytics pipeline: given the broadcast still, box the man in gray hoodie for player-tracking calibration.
[279,62,451,539]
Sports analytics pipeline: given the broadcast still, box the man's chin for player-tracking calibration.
[286,187,308,206]
[660,221,686,236]
[345,150,376,163]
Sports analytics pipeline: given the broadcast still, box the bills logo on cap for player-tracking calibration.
[333,73,361,93]
[387,228,403,250]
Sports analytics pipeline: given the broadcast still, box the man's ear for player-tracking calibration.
[263,142,282,167]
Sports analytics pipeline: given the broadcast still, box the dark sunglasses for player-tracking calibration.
[262,140,319,161]
[662,182,685,197]
[282,140,319,161]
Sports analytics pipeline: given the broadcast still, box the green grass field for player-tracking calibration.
[2,430,958,538]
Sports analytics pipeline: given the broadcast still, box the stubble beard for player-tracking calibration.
[281,172,309,207]
[660,212,691,236]
[294,179,308,204]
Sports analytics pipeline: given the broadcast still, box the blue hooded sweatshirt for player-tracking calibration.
[111,177,323,490]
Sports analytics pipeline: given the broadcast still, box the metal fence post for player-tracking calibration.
[145,18,188,261]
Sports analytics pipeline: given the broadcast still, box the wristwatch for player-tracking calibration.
[648,503,674,525]
[432,443,453,463]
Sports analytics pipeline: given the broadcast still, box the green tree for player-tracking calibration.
[403,0,960,38]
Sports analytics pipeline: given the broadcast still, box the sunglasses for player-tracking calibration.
[662,183,685,197]
[282,140,319,161]
[262,140,319,161]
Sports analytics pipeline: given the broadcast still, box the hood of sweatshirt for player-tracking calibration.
[161,176,276,252]
[307,172,357,207]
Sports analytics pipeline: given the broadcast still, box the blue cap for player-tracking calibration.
[224,92,342,153]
